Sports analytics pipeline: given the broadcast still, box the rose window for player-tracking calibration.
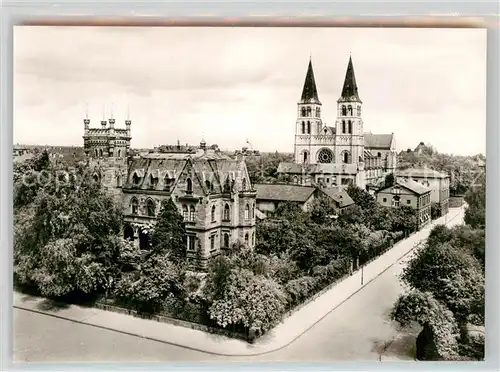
[318,148,334,163]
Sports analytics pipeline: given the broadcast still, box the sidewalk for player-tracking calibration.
[14,207,464,357]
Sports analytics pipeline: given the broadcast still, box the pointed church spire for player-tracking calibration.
[300,58,321,104]
[339,55,361,102]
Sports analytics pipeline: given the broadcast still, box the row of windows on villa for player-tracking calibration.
[123,225,256,252]
[130,174,246,194]
[187,230,256,254]
[129,197,256,223]
[300,106,321,118]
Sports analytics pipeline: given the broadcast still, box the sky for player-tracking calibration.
[14,26,487,156]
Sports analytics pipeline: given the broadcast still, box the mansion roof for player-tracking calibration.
[364,133,394,150]
[255,183,316,203]
[318,186,355,208]
[377,178,431,196]
[124,152,246,195]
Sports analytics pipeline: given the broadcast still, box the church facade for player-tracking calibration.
[83,117,256,270]
[278,56,397,190]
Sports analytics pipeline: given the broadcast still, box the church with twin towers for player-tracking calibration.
[278,55,397,190]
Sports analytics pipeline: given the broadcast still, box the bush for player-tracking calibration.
[285,276,318,306]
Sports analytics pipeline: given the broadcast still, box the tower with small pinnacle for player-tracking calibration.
[294,58,324,164]
[82,104,132,198]
[335,55,364,168]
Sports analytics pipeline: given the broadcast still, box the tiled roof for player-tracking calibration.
[396,178,431,195]
[300,59,321,104]
[319,187,355,208]
[364,133,394,149]
[397,166,449,179]
[338,56,361,102]
[255,183,316,203]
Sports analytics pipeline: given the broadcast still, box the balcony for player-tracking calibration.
[238,189,257,197]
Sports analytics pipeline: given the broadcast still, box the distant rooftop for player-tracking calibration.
[397,166,449,179]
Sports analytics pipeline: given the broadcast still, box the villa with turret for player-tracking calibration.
[278,56,397,191]
[82,116,256,270]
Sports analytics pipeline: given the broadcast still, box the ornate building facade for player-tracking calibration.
[278,56,397,190]
[83,117,256,270]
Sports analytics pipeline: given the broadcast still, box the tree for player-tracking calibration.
[208,268,288,334]
[14,162,124,299]
[384,173,395,188]
[392,290,460,360]
[392,227,485,360]
[346,184,376,211]
[310,194,339,225]
[114,253,183,313]
[431,203,441,220]
[149,198,186,262]
[464,174,485,229]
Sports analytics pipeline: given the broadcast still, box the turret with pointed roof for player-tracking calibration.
[338,55,362,103]
[300,58,321,104]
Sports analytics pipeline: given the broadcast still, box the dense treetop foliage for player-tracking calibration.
[14,151,125,298]
[391,172,485,361]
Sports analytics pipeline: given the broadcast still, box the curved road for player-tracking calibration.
[13,209,464,363]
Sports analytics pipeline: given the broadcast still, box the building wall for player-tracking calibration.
[398,175,450,216]
[375,186,432,230]
[121,158,256,270]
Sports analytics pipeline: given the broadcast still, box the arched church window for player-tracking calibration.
[317,148,334,164]
[306,106,312,116]
[242,178,247,191]
[348,105,353,116]
[95,149,98,157]
[205,180,213,193]
[117,149,122,158]
[378,152,382,157]
[342,151,352,164]
[99,149,103,157]
[303,151,309,163]
[190,205,195,221]
[211,205,216,222]
[186,178,193,194]
[223,177,231,193]
[245,204,250,220]
[342,120,346,134]
[182,205,188,220]
[301,107,306,117]
[301,121,305,134]
[307,121,311,134]
[342,105,347,116]
[133,172,140,185]
[316,107,321,117]
[348,120,352,134]
[223,204,230,221]
[116,174,122,187]
[146,199,156,217]
[293,176,298,184]
[357,105,361,116]
[245,233,249,245]
[131,198,139,215]
[124,225,134,241]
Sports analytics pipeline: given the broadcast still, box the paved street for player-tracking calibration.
[13,208,464,363]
